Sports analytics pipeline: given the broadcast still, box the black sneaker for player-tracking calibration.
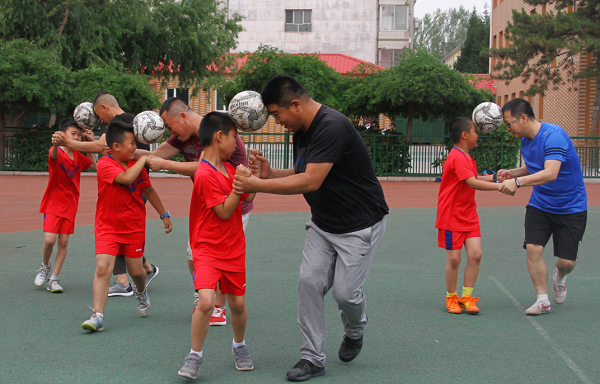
[286,359,326,382]
[338,335,363,362]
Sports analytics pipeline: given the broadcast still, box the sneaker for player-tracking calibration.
[458,295,480,314]
[553,269,567,304]
[178,353,202,379]
[232,345,254,371]
[446,294,462,314]
[338,335,363,363]
[135,289,151,317]
[34,264,51,287]
[145,264,159,287]
[209,305,227,326]
[192,292,199,315]
[81,307,104,332]
[525,300,551,316]
[46,278,63,293]
[107,282,134,297]
[286,359,326,382]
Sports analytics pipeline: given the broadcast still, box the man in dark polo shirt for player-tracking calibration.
[233,75,388,382]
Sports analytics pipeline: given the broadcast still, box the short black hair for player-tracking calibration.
[261,75,309,108]
[502,98,535,120]
[159,97,191,117]
[106,121,134,148]
[58,118,81,133]
[449,117,473,143]
[199,112,236,149]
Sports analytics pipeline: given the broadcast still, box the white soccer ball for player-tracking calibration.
[228,90,269,132]
[472,102,503,133]
[73,102,100,130]
[133,111,165,144]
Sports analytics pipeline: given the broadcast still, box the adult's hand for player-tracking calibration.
[147,155,166,171]
[233,174,261,194]
[498,179,517,196]
[249,149,271,179]
[52,131,67,146]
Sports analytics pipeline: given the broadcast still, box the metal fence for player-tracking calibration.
[2,128,600,178]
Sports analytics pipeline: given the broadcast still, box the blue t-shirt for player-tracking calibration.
[521,122,587,214]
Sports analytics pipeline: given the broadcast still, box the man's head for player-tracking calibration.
[199,112,237,159]
[106,121,136,161]
[58,118,83,142]
[159,97,201,142]
[92,93,122,124]
[261,75,311,133]
[501,98,537,139]
[449,117,478,149]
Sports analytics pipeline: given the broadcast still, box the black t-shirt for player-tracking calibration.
[108,113,150,171]
[293,105,388,234]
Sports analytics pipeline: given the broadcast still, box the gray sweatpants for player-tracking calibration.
[298,217,386,366]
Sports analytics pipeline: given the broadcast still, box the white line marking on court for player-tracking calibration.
[490,276,593,384]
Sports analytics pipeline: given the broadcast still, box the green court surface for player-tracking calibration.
[1,208,599,384]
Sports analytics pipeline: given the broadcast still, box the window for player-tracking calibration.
[166,88,189,106]
[379,49,403,69]
[216,89,227,111]
[380,6,408,31]
[285,10,311,32]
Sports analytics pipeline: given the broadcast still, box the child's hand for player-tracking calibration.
[82,129,95,142]
[236,164,252,177]
[163,217,172,233]
[147,155,166,171]
[52,131,67,145]
[138,155,149,164]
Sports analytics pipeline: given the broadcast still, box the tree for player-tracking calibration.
[454,8,490,73]
[414,6,471,59]
[491,0,600,136]
[345,49,492,136]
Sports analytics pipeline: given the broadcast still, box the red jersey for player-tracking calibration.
[95,156,151,244]
[39,147,92,221]
[189,160,247,272]
[435,148,480,232]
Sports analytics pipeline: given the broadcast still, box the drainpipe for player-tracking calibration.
[376,0,380,65]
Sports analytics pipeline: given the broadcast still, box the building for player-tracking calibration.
[442,44,462,68]
[225,0,416,68]
[491,0,596,138]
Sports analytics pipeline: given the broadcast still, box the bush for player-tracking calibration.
[357,125,412,175]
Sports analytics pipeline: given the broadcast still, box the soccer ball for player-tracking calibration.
[73,102,100,130]
[228,90,269,132]
[133,111,165,144]
[472,102,503,133]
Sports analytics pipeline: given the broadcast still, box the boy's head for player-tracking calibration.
[58,118,83,141]
[199,112,237,157]
[449,117,478,148]
[106,121,136,160]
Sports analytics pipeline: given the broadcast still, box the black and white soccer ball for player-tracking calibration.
[472,102,503,133]
[228,90,269,132]
[73,102,100,130]
[133,111,165,144]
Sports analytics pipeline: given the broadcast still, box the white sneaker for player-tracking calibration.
[34,264,51,287]
[46,278,63,293]
[553,269,567,304]
[525,300,551,316]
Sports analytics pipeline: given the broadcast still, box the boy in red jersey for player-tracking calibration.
[81,121,172,332]
[177,112,256,380]
[36,118,97,293]
[435,117,501,314]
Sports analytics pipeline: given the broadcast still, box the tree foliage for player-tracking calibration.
[454,8,490,73]
[344,49,492,135]
[414,6,471,59]
[490,0,600,134]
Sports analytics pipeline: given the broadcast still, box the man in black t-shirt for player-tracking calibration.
[233,75,388,382]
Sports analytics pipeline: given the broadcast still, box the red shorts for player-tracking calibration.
[438,229,481,250]
[43,213,74,235]
[95,240,145,258]
[193,264,246,296]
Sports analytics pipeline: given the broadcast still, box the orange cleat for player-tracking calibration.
[446,294,462,314]
[459,295,480,314]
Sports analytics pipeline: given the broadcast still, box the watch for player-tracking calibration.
[160,211,171,219]
[514,178,521,188]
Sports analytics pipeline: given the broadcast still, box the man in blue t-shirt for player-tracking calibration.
[498,98,587,316]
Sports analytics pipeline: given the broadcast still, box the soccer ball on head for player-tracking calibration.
[73,102,100,130]
[133,111,165,144]
[228,90,269,132]
[472,102,503,133]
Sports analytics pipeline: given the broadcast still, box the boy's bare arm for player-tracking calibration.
[87,152,97,170]
[53,132,107,154]
[114,156,148,185]
[465,177,503,191]
[50,143,59,160]
[143,186,173,233]
[134,142,180,159]
[233,165,256,203]
[212,193,242,220]
[243,193,256,203]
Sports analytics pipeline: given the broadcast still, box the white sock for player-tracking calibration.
[50,274,59,280]
[233,339,246,348]
[190,349,202,358]
[537,294,549,302]
[42,264,50,268]
[96,312,104,320]
[554,271,566,283]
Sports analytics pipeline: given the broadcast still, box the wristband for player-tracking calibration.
[160,211,171,219]
[514,178,521,188]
